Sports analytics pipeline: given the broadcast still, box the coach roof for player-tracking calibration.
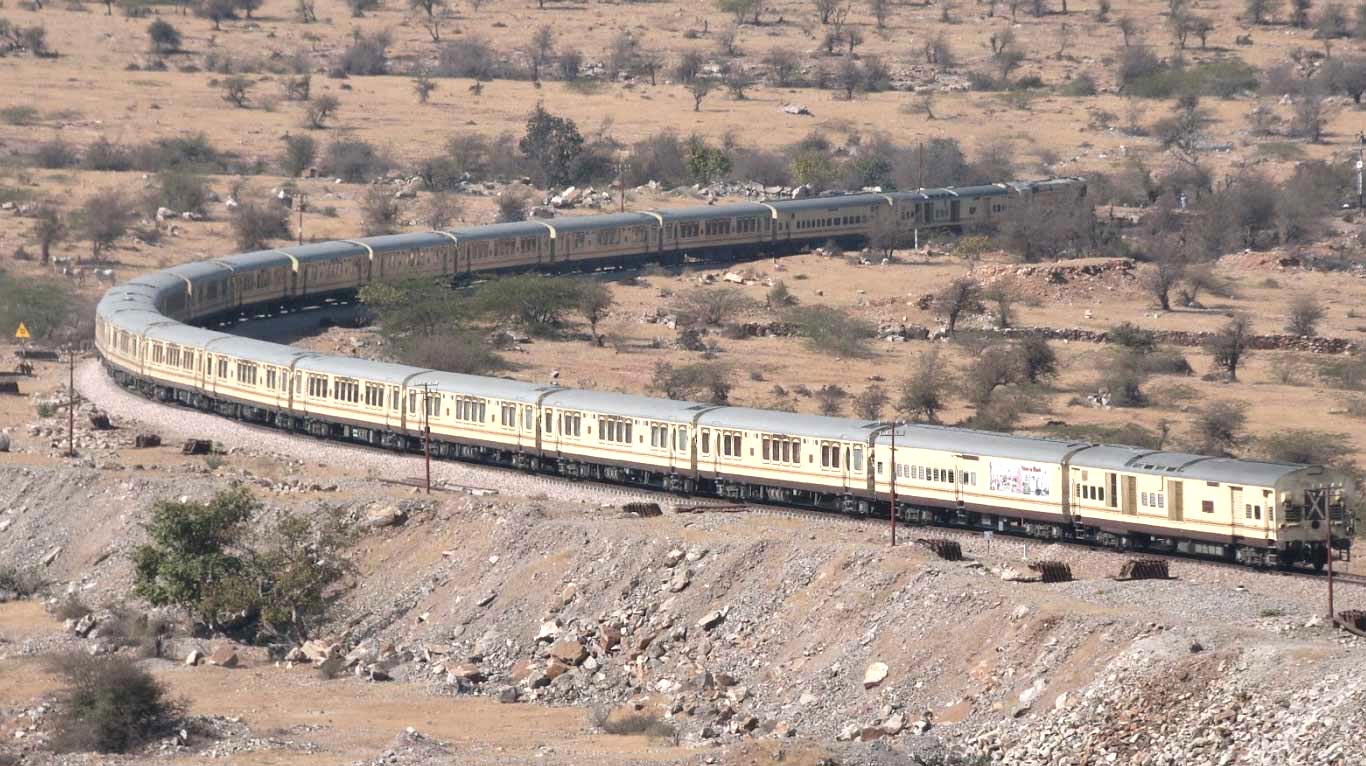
[543,389,713,422]
[699,407,881,442]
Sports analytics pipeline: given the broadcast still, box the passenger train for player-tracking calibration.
[95,178,1354,569]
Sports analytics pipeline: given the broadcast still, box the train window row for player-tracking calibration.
[544,411,582,436]
[1077,484,1105,503]
[238,362,258,386]
[761,437,801,464]
[1243,503,1266,521]
[894,464,975,485]
[719,433,744,457]
[795,215,866,231]
[452,397,486,423]
[601,418,633,444]
[649,425,689,450]
[1141,491,1166,509]
[334,379,361,403]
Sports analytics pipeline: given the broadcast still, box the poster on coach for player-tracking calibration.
[989,460,1053,498]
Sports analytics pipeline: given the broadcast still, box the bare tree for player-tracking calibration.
[306,95,340,129]
[222,75,251,108]
[854,384,888,419]
[1206,314,1253,380]
[764,48,800,86]
[716,23,741,57]
[420,192,462,229]
[934,276,981,336]
[899,348,952,423]
[1141,234,1186,311]
[526,25,555,81]
[1117,16,1137,46]
[31,206,65,265]
[815,0,839,23]
[835,58,863,99]
[1291,88,1335,142]
[870,0,890,28]
[690,80,714,112]
[361,186,401,235]
[1245,0,1281,23]
[1286,293,1325,335]
[983,279,1020,328]
[575,281,614,346]
[409,0,447,41]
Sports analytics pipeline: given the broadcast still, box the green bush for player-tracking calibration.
[784,304,876,358]
[0,105,40,125]
[48,653,183,753]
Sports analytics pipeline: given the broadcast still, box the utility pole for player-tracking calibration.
[617,157,627,213]
[66,346,75,458]
[296,191,308,246]
[1327,502,1335,621]
[419,383,434,494]
[889,419,899,547]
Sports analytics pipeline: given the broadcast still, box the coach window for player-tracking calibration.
[652,426,668,449]
[1201,500,1215,514]
[701,430,710,454]
[852,447,863,472]
[217,358,229,378]
[524,408,533,430]
[675,428,687,451]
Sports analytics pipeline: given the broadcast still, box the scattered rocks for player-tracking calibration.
[364,504,407,528]
[863,662,888,689]
[547,639,588,666]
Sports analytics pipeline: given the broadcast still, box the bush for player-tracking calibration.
[231,199,290,250]
[785,304,876,358]
[495,185,531,223]
[401,332,507,374]
[339,30,389,76]
[671,286,754,328]
[48,654,183,753]
[320,138,389,183]
[1285,293,1324,336]
[77,189,135,261]
[438,36,496,79]
[1063,73,1098,96]
[1259,429,1347,465]
[1108,322,1158,354]
[280,134,316,177]
[98,606,173,658]
[361,186,400,235]
[650,360,732,404]
[305,95,340,129]
[151,170,209,214]
[1191,400,1248,456]
[147,19,180,54]
[83,138,133,172]
[0,565,45,598]
[0,105,40,125]
[33,139,79,169]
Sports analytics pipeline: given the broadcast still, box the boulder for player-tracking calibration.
[543,658,572,681]
[301,639,338,663]
[599,625,622,652]
[365,505,406,528]
[71,613,99,638]
[497,686,519,704]
[863,662,889,689]
[773,721,795,738]
[318,654,346,679]
[447,662,485,683]
[668,567,691,593]
[836,723,861,742]
[697,609,726,630]
[548,639,588,666]
[208,646,239,668]
[881,713,905,736]
[663,549,685,568]
[860,726,884,742]
[536,619,562,643]
[184,649,203,667]
[507,658,537,685]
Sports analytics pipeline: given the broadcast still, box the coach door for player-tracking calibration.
[1123,476,1138,515]
[1169,480,1184,522]
[949,199,961,223]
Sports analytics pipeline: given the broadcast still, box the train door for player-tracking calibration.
[700,428,716,478]
[1123,476,1137,515]
[1169,480,1184,522]
[1230,486,1243,534]
[949,200,961,223]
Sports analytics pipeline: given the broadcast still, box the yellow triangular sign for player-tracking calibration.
[14,323,30,340]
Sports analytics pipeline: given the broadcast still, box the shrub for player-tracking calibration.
[495,185,531,223]
[650,361,732,404]
[670,286,754,327]
[1191,400,1248,456]
[83,138,133,172]
[0,105,40,125]
[1285,293,1324,336]
[231,199,290,250]
[1108,322,1158,354]
[361,186,400,235]
[401,332,507,374]
[1259,429,1348,465]
[221,75,252,107]
[589,707,677,741]
[152,170,209,214]
[77,189,135,261]
[438,36,496,79]
[853,384,888,420]
[305,95,340,129]
[1063,73,1098,96]
[98,606,173,658]
[0,565,45,598]
[147,19,180,54]
[320,138,388,182]
[33,139,80,169]
[48,653,183,753]
[280,134,316,177]
[785,305,876,358]
[340,30,389,76]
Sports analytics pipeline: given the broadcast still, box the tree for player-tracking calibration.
[77,190,134,262]
[816,0,839,23]
[31,206,65,265]
[685,135,732,184]
[1286,293,1325,336]
[1141,235,1185,311]
[222,75,251,108]
[765,48,801,86]
[671,285,754,327]
[306,94,340,129]
[197,0,236,30]
[870,0,890,27]
[409,0,447,41]
[1292,0,1312,26]
[933,276,981,335]
[1290,90,1334,142]
[1246,0,1281,22]
[231,198,291,249]
[361,186,400,235]
[854,383,888,420]
[1186,15,1215,47]
[280,134,316,177]
[495,186,531,223]
[651,361,733,403]
[519,103,583,188]
[899,348,952,423]
[785,305,877,358]
[420,192,462,229]
[147,19,181,54]
[413,71,438,104]
[526,25,555,81]
[234,0,262,18]
[296,0,317,22]
[1117,16,1137,46]
[1153,95,1214,155]
[717,0,763,24]
[575,281,613,346]
[1018,336,1058,383]
[982,279,1019,329]
[1192,400,1247,456]
[130,487,256,630]
[835,59,863,99]
[1206,314,1252,381]
[690,80,714,112]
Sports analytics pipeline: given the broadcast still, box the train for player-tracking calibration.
[95,177,1355,569]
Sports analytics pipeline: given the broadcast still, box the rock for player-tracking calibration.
[301,639,338,663]
[697,609,726,630]
[1010,605,1031,621]
[184,649,203,666]
[497,686,519,704]
[1305,615,1324,628]
[664,549,685,568]
[668,567,691,593]
[600,625,622,652]
[507,658,537,685]
[318,654,346,679]
[781,103,813,116]
[155,207,175,222]
[685,547,708,563]
[447,663,485,683]
[536,619,562,642]
[836,723,861,742]
[860,726,884,742]
[912,719,930,735]
[998,566,1029,582]
[543,658,571,681]
[773,721,795,738]
[364,504,406,528]
[40,546,61,567]
[799,692,817,706]
[476,591,497,607]
[0,433,10,452]
[863,662,889,689]
[208,646,239,668]
[548,639,588,666]
[882,712,905,735]
[71,613,98,638]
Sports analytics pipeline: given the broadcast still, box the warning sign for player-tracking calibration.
[14,323,30,340]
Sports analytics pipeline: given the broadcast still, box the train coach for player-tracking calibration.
[94,176,1353,570]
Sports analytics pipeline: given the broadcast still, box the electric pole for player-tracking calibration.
[889,418,899,547]
[419,383,434,494]
[66,346,76,458]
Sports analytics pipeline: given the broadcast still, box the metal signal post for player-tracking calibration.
[418,383,435,494]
